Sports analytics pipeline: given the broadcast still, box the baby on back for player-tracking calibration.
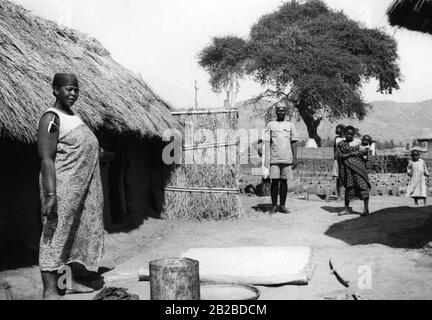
[359,135,373,160]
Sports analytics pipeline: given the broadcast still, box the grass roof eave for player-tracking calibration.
[0,0,181,144]
[387,0,432,34]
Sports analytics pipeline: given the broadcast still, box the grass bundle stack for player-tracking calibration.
[162,109,241,220]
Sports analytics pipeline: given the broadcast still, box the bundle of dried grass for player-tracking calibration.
[162,109,241,220]
[163,190,240,220]
[0,0,180,143]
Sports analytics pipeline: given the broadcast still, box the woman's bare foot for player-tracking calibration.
[66,281,94,295]
[338,208,352,216]
[41,271,63,300]
[361,210,370,217]
[43,291,64,300]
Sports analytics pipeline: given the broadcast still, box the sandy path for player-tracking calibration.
[97,196,432,300]
[2,195,432,300]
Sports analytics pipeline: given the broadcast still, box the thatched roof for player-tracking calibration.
[415,128,432,140]
[0,0,180,143]
[387,0,432,34]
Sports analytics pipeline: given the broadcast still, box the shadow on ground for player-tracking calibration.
[325,206,432,249]
[252,204,273,213]
[321,206,345,214]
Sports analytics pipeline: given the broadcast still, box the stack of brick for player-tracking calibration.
[240,171,432,198]
[369,173,432,197]
[296,159,334,172]
[367,156,409,174]
[241,146,432,197]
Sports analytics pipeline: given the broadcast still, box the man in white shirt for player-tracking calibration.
[263,106,298,214]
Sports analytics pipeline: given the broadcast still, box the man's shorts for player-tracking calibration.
[270,164,293,180]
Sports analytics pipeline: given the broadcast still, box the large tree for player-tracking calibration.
[199,0,401,146]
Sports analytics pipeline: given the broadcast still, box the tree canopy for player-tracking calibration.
[198,0,401,146]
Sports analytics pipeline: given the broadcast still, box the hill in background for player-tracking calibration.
[237,99,432,144]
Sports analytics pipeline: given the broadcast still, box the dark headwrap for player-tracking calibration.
[52,73,79,88]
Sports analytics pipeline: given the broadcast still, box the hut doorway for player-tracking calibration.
[98,132,165,232]
[0,139,41,269]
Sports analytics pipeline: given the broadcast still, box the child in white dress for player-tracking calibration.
[407,150,430,206]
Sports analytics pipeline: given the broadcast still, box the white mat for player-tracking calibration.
[182,246,313,286]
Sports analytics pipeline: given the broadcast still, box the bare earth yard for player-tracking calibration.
[2,195,432,300]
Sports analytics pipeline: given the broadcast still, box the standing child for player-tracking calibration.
[332,125,345,200]
[407,150,430,206]
[359,135,373,161]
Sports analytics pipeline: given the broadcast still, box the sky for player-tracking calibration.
[10,0,432,108]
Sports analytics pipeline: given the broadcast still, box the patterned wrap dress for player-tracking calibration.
[337,140,371,201]
[39,108,104,272]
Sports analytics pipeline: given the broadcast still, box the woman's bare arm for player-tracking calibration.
[37,112,59,216]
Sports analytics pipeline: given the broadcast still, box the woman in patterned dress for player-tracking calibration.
[37,73,104,300]
[337,126,371,217]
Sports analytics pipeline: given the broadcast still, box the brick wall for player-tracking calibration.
[296,158,334,172]
[240,172,432,197]
[242,146,432,176]
[297,154,415,174]
[297,147,334,159]
[367,156,409,174]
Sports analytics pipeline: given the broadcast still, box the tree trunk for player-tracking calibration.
[297,104,322,147]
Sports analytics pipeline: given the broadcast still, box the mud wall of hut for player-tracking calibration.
[0,140,41,253]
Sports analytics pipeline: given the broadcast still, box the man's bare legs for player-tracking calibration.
[279,179,290,214]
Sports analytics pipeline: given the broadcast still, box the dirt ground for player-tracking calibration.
[2,195,432,300]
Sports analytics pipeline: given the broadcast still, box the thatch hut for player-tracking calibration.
[387,0,432,34]
[0,0,180,265]
[416,129,432,157]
